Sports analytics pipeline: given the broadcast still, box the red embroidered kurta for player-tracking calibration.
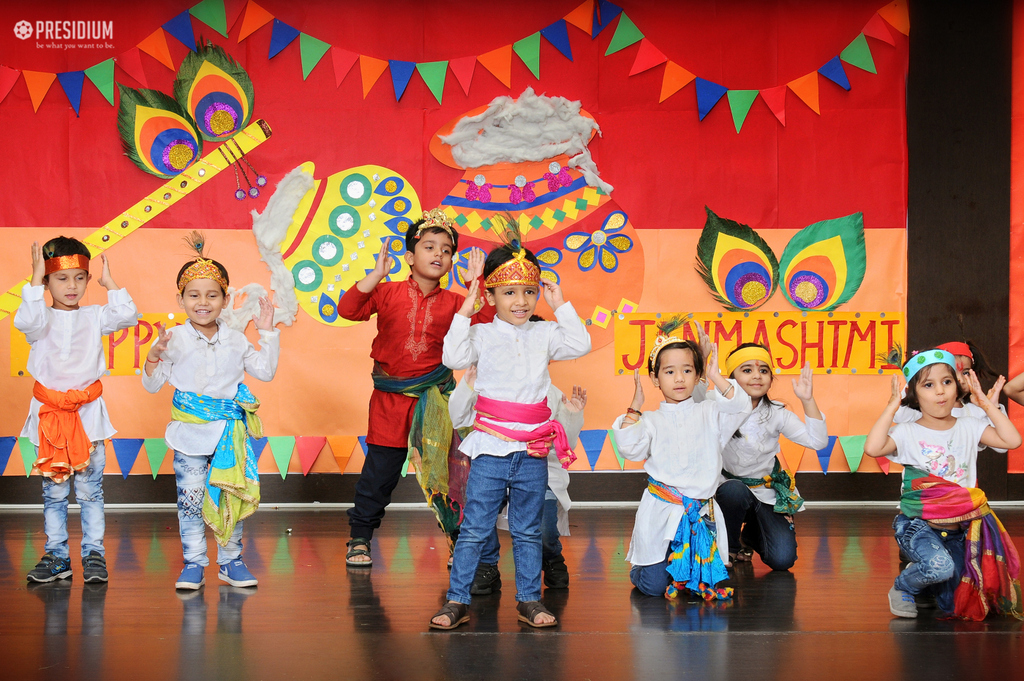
[338,277,492,448]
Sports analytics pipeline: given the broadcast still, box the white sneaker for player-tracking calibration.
[888,585,918,618]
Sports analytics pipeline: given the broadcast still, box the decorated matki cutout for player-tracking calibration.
[779,212,866,311]
[695,207,779,311]
[174,39,254,141]
[279,163,419,326]
[117,85,203,178]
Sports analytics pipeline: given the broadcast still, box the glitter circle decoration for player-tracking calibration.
[340,173,372,206]
[291,260,323,292]
[787,271,828,309]
[329,206,361,238]
[312,235,343,267]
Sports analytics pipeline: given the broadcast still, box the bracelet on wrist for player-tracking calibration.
[146,357,161,364]
[626,407,642,416]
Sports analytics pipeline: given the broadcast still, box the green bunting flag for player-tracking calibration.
[838,434,868,473]
[84,59,115,105]
[299,33,331,80]
[607,430,625,470]
[605,13,644,55]
[268,436,295,480]
[416,61,448,105]
[727,89,759,133]
[513,32,541,78]
[190,0,228,38]
[840,33,877,74]
[144,438,168,479]
[18,437,35,477]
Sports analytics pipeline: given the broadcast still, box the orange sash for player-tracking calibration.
[33,380,103,483]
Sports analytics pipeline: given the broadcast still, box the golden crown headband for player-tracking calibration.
[483,213,540,289]
[177,231,228,293]
[44,254,91,276]
[416,208,456,242]
[724,346,774,377]
[648,315,695,371]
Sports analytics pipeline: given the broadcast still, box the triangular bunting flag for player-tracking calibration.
[163,10,197,52]
[564,0,594,36]
[268,19,300,59]
[18,437,35,476]
[727,89,758,133]
[417,61,448,105]
[267,436,295,480]
[695,77,728,121]
[237,0,274,42]
[877,0,910,36]
[115,48,148,86]
[513,33,541,79]
[863,12,896,46]
[357,436,368,454]
[84,59,115,105]
[540,19,573,61]
[299,32,331,80]
[840,34,877,74]
[190,0,229,38]
[0,66,20,106]
[56,71,85,116]
[878,456,891,474]
[449,56,476,95]
[818,56,850,91]
[137,28,175,70]
[0,437,15,475]
[326,436,356,473]
[759,84,787,125]
[248,435,268,462]
[787,72,819,114]
[331,47,359,88]
[607,430,625,470]
[225,0,248,32]
[143,438,167,480]
[815,435,837,475]
[659,61,695,102]
[629,38,667,76]
[605,13,644,55]
[359,55,389,98]
[295,436,326,476]
[593,0,623,37]
[112,438,144,480]
[388,60,416,100]
[579,430,608,471]
[22,71,56,113]
[477,45,512,88]
[838,435,867,473]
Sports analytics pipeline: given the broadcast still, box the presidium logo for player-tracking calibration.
[13,20,114,48]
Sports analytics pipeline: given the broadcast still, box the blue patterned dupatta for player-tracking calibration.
[172,384,262,546]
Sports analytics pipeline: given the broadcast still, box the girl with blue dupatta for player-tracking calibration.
[143,232,279,591]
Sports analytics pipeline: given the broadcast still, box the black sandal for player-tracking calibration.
[429,601,469,630]
[516,600,558,628]
[345,538,372,567]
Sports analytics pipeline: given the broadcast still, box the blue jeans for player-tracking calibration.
[174,450,243,566]
[448,451,547,603]
[630,552,673,597]
[41,441,106,559]
[716,479,797,570]
[892,514,962,609]
[479,491,562,565]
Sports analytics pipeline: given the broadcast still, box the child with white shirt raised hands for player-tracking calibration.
[142,232,279,591]
[429,217,591,630]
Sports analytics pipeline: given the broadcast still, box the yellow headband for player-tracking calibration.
[484,248,540,288]
[45,254,90,275]
[725,346,774,377]
[417,208,456,242]
[177,257,228,293]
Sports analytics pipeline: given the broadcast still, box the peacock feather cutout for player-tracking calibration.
[173,38,254,142]
[778,212,866,311]
[117,84,203,179]
[695,207,779,311]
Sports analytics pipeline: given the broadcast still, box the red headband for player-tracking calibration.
[44,254,90,275]
[936,342,973,360]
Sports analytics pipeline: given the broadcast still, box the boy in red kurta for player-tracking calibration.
[338,209,489,566]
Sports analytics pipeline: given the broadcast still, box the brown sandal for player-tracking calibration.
[429,601,470,630]
[516,600,558,628]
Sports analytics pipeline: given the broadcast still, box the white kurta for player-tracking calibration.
[612,380,751,567]
[14,284,138,445]
[441,301,591,459]
[449,379,582,535]
[141,319,279,456]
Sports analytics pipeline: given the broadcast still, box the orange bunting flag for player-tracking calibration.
[359,55,389,98]
[564,0,595,36]
[326,436,357,473]
[760,84,787,125]
[629,38,667,76]
[22,71,56,113]
[237,0,274,42]
[477,44,512,88]
[787,72,819,114]
[137,28,175,71]
[659,61,695,103]
[877,0,909,36]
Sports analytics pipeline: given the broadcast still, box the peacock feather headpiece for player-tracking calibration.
[484,212,540,288]
[177,231,228,293]
[649,314,694,369]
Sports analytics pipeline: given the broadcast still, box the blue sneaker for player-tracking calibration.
[218,559,257,587]
[175,563,206,590]
[27,553,72,583]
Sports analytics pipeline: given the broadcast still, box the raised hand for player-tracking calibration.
[987,375,1006,405]
[705,344,721,383]
[563,385,588,412]
[148,323,172,362]
[967,369,999,411]
[97,254,118,290]
[463,247,485,283]
[457,277,480,317]
[541,279,565,310]
[30,242,45,286]
[629,370,644,412]
[792,361,814,401]
[889,374,902,406]
[372,239,394,279]
[696,322,713,362]
[254,295,274,330]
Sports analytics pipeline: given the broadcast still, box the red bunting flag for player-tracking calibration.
[449,55,477,95]
[331,47,359,88]
[629,38,667,76]
[759,84,787,125]
[115,47,148,86]
[862,12,896,46]
[0,66,21,106]
[295,436,326,476]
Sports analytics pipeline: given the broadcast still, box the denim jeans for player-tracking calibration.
[174,450,243,566]
[448,451,547,604]
[892,514,962,609]
[630,552,673,597]
[41,441,106,559]
[716,479,797,571]
[479,490,562,565]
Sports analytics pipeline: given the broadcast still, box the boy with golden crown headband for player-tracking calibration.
[338,209,492,567]
[143,232,278,590]
[18,237,138,584]
[431,215,591,630]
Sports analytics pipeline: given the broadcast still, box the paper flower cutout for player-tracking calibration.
[535,247,563,284]
[563,211,633,273]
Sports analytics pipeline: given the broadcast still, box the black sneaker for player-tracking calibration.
[27,553,72,583]
[82,551,108,583]
[543,557,569,589]
[470,563,501,595]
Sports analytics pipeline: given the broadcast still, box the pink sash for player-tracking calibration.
[473,395,576,470]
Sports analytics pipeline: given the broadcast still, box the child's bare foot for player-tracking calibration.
[345,538,372,566]
[429,601,469,630]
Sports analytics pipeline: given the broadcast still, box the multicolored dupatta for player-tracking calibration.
[722,458,803,514]
[900,466,1023,620]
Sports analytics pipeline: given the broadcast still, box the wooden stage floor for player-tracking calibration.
[1,507,1022,680]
